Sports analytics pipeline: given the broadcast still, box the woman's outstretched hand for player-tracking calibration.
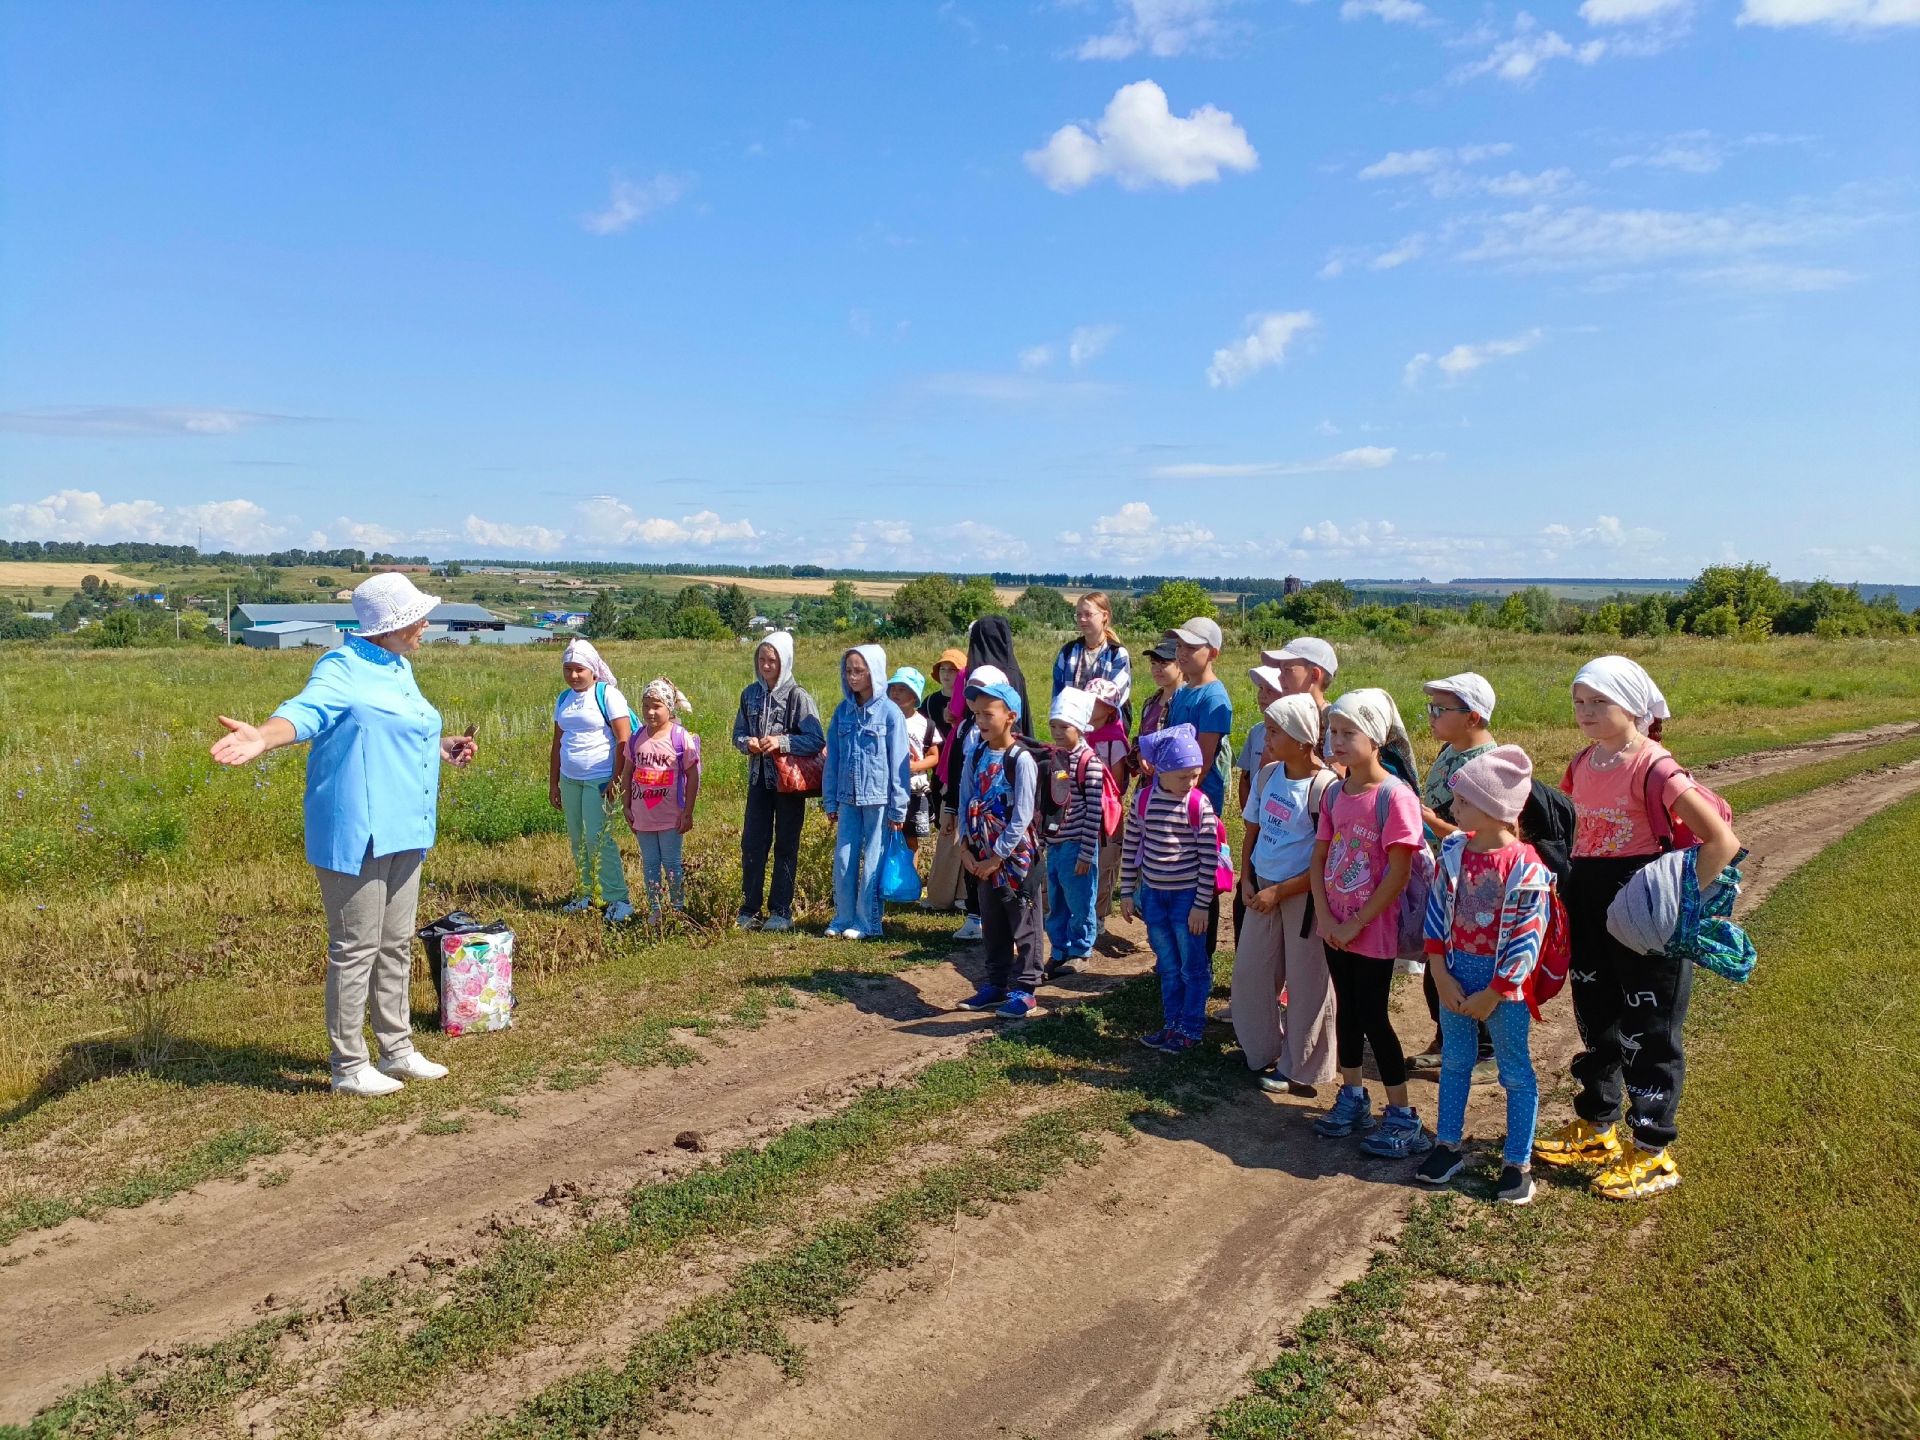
[211,716,266,767]
[441,735,477,767]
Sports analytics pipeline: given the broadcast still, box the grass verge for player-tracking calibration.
[1201,792,1920,1440]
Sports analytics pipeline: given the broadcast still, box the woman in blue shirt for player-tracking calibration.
[210,574,476,1097]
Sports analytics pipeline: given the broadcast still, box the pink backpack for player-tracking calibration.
[1133,785,1234,895]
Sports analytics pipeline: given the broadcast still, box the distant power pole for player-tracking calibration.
[225,586,232,645]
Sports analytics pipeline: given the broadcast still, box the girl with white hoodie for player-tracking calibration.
[821,643,911,939]
[731,630,826,932]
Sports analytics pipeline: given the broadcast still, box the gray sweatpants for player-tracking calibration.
[315,847,424,1079]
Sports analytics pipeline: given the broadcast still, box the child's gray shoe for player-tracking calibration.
[1359,1105,1435,1158]
[1313,1085,1376,1137]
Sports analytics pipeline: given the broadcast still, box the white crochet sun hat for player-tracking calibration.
[352,572,441,637]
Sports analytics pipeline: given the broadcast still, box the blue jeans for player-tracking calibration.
[1140,884,1211,1037]
[636,828,685,914]
[1437,951,1538,1166]
[1044,840,1100,960]
[831,804,889,936]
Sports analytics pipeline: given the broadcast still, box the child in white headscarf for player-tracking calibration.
[623,676,702,919]
[550,639,635,920]
[1534,655,1741,1202]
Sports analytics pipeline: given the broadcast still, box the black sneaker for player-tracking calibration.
[1497,1164,1536,1206]
[1414,1144,1465,1186]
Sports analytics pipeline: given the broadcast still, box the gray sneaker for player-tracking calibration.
[736,911,762,930]
[1313,1085,1376,1137]
[1359,1106,1435,1159]
[761,915,792,933]
[1497,1164,1536,1206]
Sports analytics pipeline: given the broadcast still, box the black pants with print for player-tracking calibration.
[1565,853,1692,1151]
[980,858,1044,993]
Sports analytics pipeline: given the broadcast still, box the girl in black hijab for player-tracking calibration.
[965,615,1032,737]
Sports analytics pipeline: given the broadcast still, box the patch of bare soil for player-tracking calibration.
[638,752,1920,1440]
[1693,720,1920,788]
[7,739,1918,1433]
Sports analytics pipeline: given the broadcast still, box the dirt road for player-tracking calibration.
[5,734,1917,1429]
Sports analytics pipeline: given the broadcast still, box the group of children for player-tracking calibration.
[549,612,1742,1206]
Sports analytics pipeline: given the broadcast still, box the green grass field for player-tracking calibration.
[3,632,1919,1240]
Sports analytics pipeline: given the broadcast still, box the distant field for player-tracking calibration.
[653,573,1060,605]
[0,561,148,590]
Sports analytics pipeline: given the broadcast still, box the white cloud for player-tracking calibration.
[1292,518,1493,572]
[1019,344,1056,370]
[1452,12,1607,86]
[1341,0,1433,24]
[1073,0,1241,59]
[1354,143,1570,204]
[1369,234,1426,269]
[1025,80,1258,192]
[1611,132,1723,173]
[463,515,567,554]
[1449,195,1876,271]
[1738,0,1920,27]
[1539,514,1665,557]
[1,489,284,548]
[1058,501,1217,568]
[0,405,315,438]
[1069,323,1121,366]
[1581,0,1689,21]
[913,371,1119,405]
[326,517,404,549]
[577,496,759,548]
[580,172,691,235]
[1683,261,1857,291]
[1404,328,1545,386]
[1205,310,1317,388]
[1359,147,1451,180]
[1153,446,1397,479]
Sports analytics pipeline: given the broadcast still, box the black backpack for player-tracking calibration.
[1518,780,1578,880]
[994,736,1063,842]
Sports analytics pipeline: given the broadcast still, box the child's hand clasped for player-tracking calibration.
[1322,916,1364,951]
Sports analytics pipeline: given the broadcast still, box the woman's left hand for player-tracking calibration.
[441,735,477,767]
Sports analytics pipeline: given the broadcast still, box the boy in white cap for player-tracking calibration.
[1263,637,1339,760]
[1409,671,1501,1074]
[1043,686,1109,978]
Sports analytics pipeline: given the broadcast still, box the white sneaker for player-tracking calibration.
[333,1064,405,1097]
[955,916,982,941]
[604,901,635,923]
[837,927,866,939]
[376,1051,449,1082]
[761,916,792,933]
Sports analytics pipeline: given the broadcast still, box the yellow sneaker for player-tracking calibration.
[1592,1147,1680,1202]
[1532,1117,1623,1169]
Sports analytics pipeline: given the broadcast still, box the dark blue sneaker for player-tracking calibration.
[1140,1027,1173,1051]
[1159,1029,1201,1054]
[954,986,1007,1012]
[995,990,1038,1020]
[1359,1105,1435,1158]
[1313,1085,1377,1137]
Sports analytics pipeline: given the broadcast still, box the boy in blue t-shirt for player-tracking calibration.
[1166,617,1233,954]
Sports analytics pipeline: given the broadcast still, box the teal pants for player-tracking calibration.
[560,775,630,906]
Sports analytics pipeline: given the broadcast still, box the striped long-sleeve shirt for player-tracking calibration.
[1121,784,1219,912]
[1049,743,1109,849]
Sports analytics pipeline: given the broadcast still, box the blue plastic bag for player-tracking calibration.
[880,829,924,905]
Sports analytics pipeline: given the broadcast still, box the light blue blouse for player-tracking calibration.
[272,634,444,875]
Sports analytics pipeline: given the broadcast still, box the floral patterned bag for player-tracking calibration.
[437,928,516,1036]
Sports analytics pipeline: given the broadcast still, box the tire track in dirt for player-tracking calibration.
[1691,719,1920,788]
[646,756,1920,1440]
[4,730,1915,1426]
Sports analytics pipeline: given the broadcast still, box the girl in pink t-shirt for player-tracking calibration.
[1533,655,1741,1203]
[624,678,703,918]
[1309,687,1433,1160]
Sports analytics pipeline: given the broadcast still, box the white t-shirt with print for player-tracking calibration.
[905,711,934,793]
[554,684,630,781]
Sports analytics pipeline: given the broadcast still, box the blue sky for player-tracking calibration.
[2,0,1915,580]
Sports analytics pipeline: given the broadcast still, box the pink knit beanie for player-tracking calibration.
[1448,744,1533,825]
